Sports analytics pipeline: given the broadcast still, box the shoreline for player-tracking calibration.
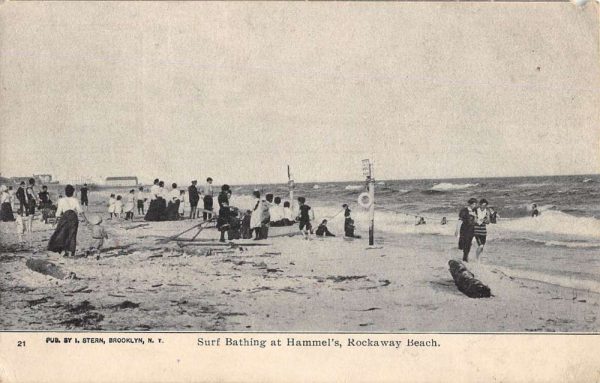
[1,216,598,332]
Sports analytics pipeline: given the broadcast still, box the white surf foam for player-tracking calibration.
[344,185,364,191]
[430,182,478,191]
[489,265,600,294]
[522,238,600,249]
[495,210,600,239]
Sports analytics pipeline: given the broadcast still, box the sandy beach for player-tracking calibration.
[1,200,598,332]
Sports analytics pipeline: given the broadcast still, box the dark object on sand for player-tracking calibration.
[111,301,140,310]
[26,258,68,279]
[125,223,150,230]
[42,205,57,224]
[448,260,491,298]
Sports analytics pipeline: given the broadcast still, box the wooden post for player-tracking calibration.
[368,167,375,246]
[362,159,375,246]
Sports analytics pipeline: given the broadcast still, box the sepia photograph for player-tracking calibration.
[0,0,598,338]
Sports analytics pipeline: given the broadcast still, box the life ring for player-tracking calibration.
[357,192,372,209]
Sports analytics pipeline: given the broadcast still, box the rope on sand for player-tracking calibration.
[320,208,345,221]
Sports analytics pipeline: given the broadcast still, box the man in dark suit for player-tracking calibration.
[188,180,200,219]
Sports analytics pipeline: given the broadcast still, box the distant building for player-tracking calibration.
[34,174,53,183]
[10,177,33,185]
[105,176,138,187]
[8,174,55,185]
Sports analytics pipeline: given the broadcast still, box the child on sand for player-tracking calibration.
[87,214,108,253]
[114,195,123,220]
[179,190,186,218]
[217,201,231,242]
[108,194,116,219]
[297,197,314,239]
[124,190,135,220]
[136,186,146,215]
[241,210,252,239]
[250,190,263,240]
[315,219,335,237]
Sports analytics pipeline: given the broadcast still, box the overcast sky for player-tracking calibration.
[0,2,598,185]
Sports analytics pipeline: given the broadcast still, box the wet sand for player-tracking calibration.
[1,203,598,332]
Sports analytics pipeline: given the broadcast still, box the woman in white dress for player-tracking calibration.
[249,190,263,240]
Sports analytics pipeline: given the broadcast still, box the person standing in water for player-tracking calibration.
[457,198,478,262]
[473,198,491,262]
[531,203,540,217]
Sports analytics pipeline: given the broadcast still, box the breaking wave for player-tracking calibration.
[430,182,478,191]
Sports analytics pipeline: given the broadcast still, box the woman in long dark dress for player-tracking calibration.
[165,183,181,221]
[457,198,478,262]
[144,179,165,221]
[0,185,15,222]
[48,185,85,257]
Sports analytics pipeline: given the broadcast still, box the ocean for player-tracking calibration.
[229,174,600,292]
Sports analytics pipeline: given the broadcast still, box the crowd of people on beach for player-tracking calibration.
[0,175,370,258]
[2,177,547,264]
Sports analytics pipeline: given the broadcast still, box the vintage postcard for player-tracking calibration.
[0,1,599,382]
